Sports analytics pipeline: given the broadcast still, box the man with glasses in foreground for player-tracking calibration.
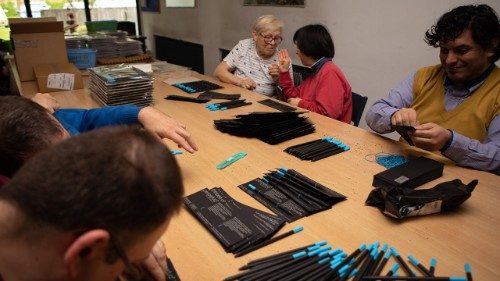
[214,15,291,97]
[0,126,183,281]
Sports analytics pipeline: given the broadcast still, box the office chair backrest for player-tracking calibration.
[351,92,368,127]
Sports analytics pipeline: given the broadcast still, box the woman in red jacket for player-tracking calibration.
[278,24,352,123]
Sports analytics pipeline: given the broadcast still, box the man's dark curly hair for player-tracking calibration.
[425,4,499,62]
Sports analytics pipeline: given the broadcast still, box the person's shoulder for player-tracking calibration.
[415,64,443,76]
[236,38,253,47]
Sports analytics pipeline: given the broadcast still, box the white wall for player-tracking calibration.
[141,0,500,130]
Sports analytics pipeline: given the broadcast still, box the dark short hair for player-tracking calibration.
[0,126,184,247]
[425,4,500,62]
[0,96,64,177]
[293,24,335,60]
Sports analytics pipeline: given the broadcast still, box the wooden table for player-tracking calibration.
[22,71,500,281]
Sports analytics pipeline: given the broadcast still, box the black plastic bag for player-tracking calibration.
[366,179,477,219]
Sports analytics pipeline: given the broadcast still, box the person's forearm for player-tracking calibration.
[214,65,243,86]
[365,102,399,133]
[279,71,300,98]
[443,132,500,174]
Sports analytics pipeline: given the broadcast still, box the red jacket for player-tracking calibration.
[280,61,352,123]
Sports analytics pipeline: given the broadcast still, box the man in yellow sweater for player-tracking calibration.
[366,4,499,175]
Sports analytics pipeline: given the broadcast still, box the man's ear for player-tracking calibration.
[486,38,499,60]
[63,229,111,278]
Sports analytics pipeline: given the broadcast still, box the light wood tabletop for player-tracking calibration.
[22,70,500,281]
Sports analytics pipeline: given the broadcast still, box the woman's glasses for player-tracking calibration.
[259,33,283,45]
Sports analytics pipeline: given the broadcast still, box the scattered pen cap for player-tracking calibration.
[216,151,247,170]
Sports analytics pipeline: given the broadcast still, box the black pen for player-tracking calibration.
[361,276,467,281]
[373,246,392,275]
[409,255,433,276]
[429,258,437,276]
[240,241,327,270]
[464,263,473,281]
[234,226,304,257]
[391,247,415,276]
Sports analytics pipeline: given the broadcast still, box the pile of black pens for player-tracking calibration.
[285,137,350,161]
[225,241,473,281]
[239,167,346,222]
[214,112,315,144]
[207,99,252,111]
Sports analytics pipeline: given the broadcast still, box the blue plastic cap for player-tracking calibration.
[318,251,329,258]
[358,244,367,251]
[450,277,467,281]
[430,257,437,267]
[329,248,342,256]
[390,247,399,256]
[293,226,304,233]
[315,240,327,246]
[247,184,257,190]
[307,245,320,251]
[465,263,471,273]
[292,251,306,259]
[349,269,358,278]
[279,167,288,172]
[408,255,419,266]
[381,243,388,252]
[338,264,350,274]
[309,245,331,257]
[330,260,341,268]
[391,263,399,272]
[319,257,330,264]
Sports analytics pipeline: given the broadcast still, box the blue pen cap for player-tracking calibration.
[349,268,358,278]
[449,277,467,281]
[293,226,304,233]
[292,251,307,259]
[408,255,420,266]
[319,257,330,264]
[308,245,332,257]
[390,247,399,256]
[391,263,399,273]
[358,244,367,251]
[465,263,472,273]
[307,245,320,251]
[430,257,437,267]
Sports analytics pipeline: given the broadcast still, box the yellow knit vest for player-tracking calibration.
[411,65,500,142]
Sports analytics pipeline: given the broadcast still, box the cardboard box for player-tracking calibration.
[34,63,83,93]
[9,18,68,81]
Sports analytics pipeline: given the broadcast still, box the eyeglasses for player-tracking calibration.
[259,33,283,45]
[109,235,143,280]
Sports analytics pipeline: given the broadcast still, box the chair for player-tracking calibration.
[292,64,314,86]
[351,92,368,127]
[219,48,230,61]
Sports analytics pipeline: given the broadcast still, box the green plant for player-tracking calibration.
[45,0,65,9]
[1,1,19,17]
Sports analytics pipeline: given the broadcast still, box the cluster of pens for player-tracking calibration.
[214,112,315,144]
[206,99,252,111]
[285,137,350,161]
[225,241,473,281]
[173,80,223,93]
[239,167,346,222]
[184,187,286,256]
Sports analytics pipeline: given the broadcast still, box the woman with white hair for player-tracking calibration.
[214,15,290,97]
